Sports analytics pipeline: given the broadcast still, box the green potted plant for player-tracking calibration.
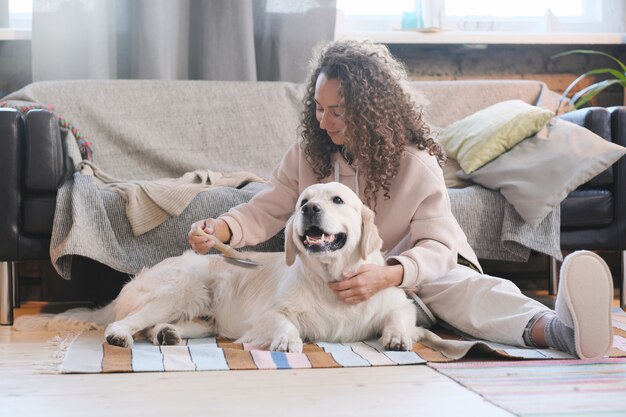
[552,49,626,109]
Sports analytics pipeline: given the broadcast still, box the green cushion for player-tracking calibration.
[439,100,553,174]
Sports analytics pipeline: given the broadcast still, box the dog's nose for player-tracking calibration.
[302,202,322,216]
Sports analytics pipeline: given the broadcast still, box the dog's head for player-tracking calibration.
[284,182,383,270]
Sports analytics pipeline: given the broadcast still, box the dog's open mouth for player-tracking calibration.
[301,226,346,252]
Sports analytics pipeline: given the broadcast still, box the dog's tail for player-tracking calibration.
[13,302,117,332]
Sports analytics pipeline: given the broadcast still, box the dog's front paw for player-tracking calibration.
[381,329,413,351]
[152,324,181,346]
[270,333,303,353]
[105,323,134,348]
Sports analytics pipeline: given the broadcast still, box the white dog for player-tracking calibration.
[17,182,422,353]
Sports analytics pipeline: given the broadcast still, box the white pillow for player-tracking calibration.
[459,118,626,227]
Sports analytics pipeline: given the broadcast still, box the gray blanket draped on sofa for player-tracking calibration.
[50,173,561,280]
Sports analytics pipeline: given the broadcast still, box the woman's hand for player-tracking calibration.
[188,218,232,254]
[328,264,404,304]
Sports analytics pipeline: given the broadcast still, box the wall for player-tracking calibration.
[1,39,624,106]
[389,43,626,107]
[0,40,31,97]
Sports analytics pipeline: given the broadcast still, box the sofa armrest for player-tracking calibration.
[609,107,626,247]
[0,109,23,260]
[0,108,68,261]
[609,107,626,147]
[558,107,611,140]
[24,110,66,192]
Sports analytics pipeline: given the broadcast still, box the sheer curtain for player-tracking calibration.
[31,0,336,82]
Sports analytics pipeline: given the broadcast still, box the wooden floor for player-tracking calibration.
[2,294,623,417]
[0,303,516,417]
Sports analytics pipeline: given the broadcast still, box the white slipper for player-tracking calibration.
[556,250,614,359]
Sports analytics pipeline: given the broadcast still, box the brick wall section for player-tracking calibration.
[389,44,626,107]
[0,41,623,106]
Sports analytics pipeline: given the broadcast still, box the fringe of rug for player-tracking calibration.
[37,330,84,374]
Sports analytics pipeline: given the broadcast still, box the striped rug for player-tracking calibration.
[426,310,626,417]
[59,330,576,374]
[61,331,432,373]
[60,310,626,374]
[430,358,626,417]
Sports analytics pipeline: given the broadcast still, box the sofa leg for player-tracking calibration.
[621,250,626,310]
[12,262,19,308]
[0,261,14,325]
[549,256,559,296]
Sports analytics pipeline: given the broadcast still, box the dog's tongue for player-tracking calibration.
[305,233,336,246]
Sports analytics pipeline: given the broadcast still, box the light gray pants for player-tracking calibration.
[417,264,551,346]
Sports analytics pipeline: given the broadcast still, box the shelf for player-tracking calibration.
[338,31,626,45]
[0,28,32,40]
[1,27,623,45]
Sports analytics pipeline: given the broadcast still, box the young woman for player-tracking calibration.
[189,40,613,359]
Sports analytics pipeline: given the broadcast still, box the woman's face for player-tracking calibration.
[314,72,346,145]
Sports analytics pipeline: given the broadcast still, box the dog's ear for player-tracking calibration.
[284,214,298,266]
[360,205,383,259]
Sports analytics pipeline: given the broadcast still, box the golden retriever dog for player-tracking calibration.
[16,182,420,353]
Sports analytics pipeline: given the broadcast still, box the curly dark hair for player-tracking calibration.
[299,40,445,209]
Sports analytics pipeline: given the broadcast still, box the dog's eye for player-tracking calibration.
[332,196,344,204]
[300,199,309,207]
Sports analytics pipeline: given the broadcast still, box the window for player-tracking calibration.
[442,0,601,32]
[445,0,585,18]
[336,0,623,36]
[8,0,32,29]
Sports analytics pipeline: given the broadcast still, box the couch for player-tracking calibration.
[1,79,624,325]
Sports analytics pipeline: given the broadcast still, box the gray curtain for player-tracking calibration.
[32,0,336,82]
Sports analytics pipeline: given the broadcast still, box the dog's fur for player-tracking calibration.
[16,182,420,352]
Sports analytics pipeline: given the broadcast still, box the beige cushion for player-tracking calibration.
[439,100,554,174]
[443,158,472,189]
[460,118,626,226]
